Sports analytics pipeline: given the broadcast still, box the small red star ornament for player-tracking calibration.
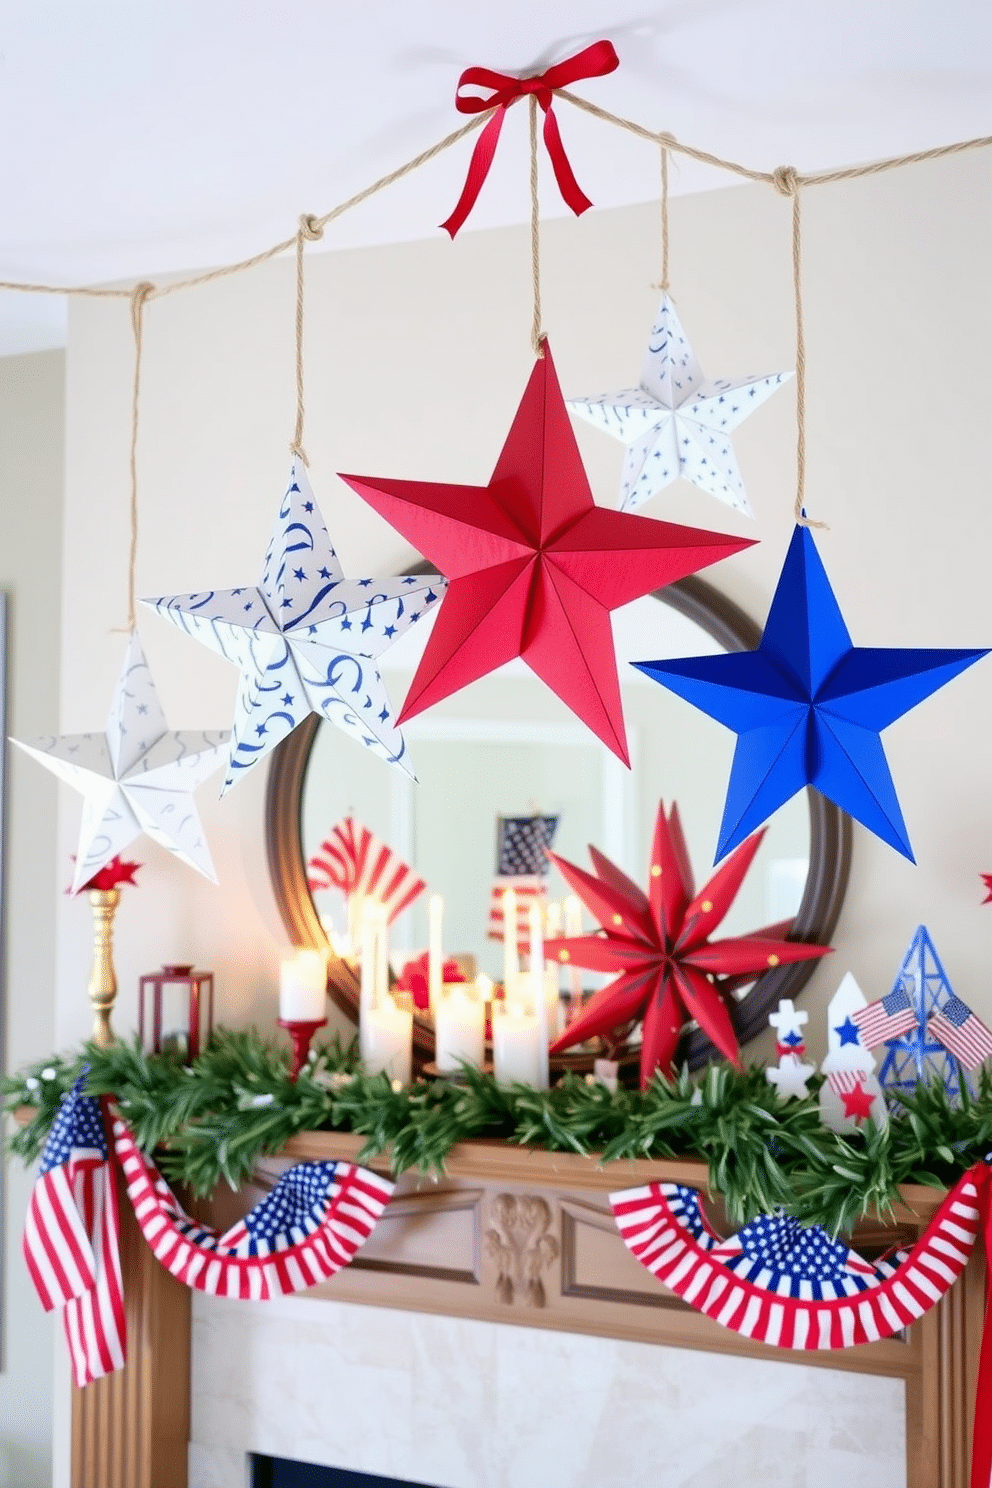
[981,873,992,905]
[546,801,832,1086]
[838,1080,876,1122]
[339,345,753,764]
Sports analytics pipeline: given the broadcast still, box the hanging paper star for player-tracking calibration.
[635,524,988,862]
[981,873,992,904]
[13,632,228,892]
[567,293,790,516]
[544,801,831,1087]
[339,345,753,764]
[144,460,445,791]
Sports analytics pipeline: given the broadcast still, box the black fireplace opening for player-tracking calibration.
[250,1456,435,1488]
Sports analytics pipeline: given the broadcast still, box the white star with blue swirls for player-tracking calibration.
[143,460,446,791]
[567,293,791,517]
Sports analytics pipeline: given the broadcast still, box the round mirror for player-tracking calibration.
[267,571,851,1071]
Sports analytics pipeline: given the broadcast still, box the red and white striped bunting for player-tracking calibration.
[113,1118,393,1300]
[610,1165,987,1351]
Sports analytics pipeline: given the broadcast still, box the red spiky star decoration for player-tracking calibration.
[546,802,832,1087]
[981,873,992,905]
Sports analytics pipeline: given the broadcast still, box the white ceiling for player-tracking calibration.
[2,0,990,353]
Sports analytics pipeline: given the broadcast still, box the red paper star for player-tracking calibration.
[546,802,832,1086]
[981,873,992,905]
[339,345,753,764]
[839,1081,876,1122]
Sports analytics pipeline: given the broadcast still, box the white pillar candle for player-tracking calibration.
[434,986,486,1073]
[359,902,376,1004]
[428,895,444,1011]
[279,949,327,1023]
[492,1002,542,1087]
[529,902,549,1089]
[507,968,559,1039]
[502,888,518,993]
[359,903,377,1066]
[363,994,412,1086]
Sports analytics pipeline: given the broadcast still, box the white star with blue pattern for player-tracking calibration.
[143,460,446,791]
[567,293,791,516]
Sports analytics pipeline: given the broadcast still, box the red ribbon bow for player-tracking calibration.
[440,40,620,238]
[395,952,465,1011]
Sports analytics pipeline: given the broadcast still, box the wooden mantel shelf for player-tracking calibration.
[280,1127,950,1224]
[68,1128,984,1488]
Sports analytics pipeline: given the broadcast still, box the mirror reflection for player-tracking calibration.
[301,593,810,999]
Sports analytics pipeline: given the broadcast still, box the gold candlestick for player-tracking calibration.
[88,888,121,1047]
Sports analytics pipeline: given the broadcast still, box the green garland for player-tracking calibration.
[5,1027,991,1235]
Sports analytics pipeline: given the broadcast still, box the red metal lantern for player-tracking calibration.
[138,963,214,1061]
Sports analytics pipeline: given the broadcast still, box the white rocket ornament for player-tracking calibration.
[819,972,888,1133]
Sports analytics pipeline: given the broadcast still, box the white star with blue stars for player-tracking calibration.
[567,293,790,517]
[13,631,228,891]
[143,460,446,791]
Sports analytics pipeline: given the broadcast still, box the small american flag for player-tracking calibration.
[308,815,425,925]
[486,814,559,952]
[851,988,918,1050]
[114,1119,393,1299]
[927,996,992,1070]
[22,1081,126,1387]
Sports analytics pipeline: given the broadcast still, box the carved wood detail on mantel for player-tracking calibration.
[71,1133,985,1488]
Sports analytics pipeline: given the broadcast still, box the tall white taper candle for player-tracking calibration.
[502,888,518,993]
[529,901,549,1089]
[428,894,443,1011]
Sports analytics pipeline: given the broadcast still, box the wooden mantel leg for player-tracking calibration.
[70,1166,191,1488]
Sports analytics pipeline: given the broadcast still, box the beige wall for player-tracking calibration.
[0,350,64,1487]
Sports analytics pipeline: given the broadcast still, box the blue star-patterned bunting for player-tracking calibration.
[878,925,970,1103]
[143,460,446,791]
[634,524,987,862]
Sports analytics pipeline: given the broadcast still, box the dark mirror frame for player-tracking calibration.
[266,569,851,1072]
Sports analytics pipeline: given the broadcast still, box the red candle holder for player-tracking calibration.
[278,1017,328,1081]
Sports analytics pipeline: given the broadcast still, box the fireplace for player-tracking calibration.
[251,1456,434,1487]
[70,1133,982,1487]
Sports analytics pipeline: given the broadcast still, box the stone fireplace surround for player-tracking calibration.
[69,1135,984,1488]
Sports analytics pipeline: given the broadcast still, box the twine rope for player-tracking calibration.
[126,282,154,631]
[656,136,672,291]
[771,168,825,530]
[529,96,544,356]
[0,104,987,308]
[290,215,324,465]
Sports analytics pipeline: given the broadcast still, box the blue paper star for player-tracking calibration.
[635,525,987,862]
